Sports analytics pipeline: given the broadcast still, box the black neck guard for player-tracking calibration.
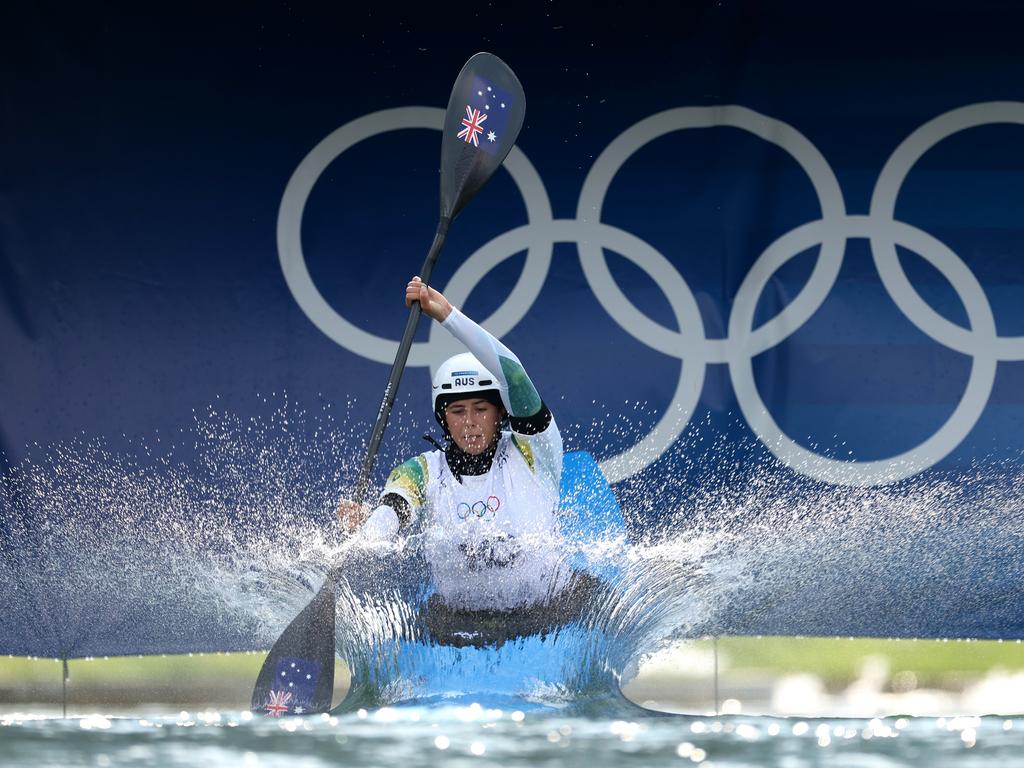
[445,436,499,480]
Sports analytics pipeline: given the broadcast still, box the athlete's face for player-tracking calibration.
[444,398,504,455]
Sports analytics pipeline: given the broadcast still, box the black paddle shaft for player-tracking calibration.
[351,217,449,505]
[350,52,525,506]
[251,53,525,717]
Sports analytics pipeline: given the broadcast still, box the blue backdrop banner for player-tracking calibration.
[2,2,1023,658]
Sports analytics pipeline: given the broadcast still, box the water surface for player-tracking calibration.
[3,708,1022,768]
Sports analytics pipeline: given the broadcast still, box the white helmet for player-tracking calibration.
[431,352,503,425]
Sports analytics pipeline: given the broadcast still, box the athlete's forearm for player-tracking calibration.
[362,504,400,540]
[441,307,543,417]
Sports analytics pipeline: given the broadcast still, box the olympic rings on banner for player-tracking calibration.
[277,107,553,369]
[278,101,1024,487]
[456,496,502,521]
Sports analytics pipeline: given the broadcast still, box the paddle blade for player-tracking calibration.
[439,52,526,220]
[250,585,337,716]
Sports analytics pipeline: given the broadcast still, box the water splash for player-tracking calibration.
[2,396,1023,714]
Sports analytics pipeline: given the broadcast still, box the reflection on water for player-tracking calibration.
[2,708,1024,768]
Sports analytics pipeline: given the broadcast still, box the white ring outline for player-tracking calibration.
[277,107,553,367]
[870,101,1024,360]
[577,106,848,365]
[729,215,998,486]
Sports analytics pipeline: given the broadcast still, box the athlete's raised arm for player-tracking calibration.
[406,276,551,433]
[338,277,561,540]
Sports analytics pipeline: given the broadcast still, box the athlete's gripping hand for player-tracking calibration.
[336,498,369,533]
[406,276,452,323]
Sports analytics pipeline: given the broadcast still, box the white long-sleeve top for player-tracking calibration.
[364,307,565,609]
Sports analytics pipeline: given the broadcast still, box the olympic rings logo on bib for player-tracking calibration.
[456,495,502,521]
[279,102,1024,488]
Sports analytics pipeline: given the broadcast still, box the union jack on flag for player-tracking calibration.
[457,106,487,147]
[265,689,292,716]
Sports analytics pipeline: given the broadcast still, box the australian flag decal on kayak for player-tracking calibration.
[264,657,321,715]
[457,76,514,156]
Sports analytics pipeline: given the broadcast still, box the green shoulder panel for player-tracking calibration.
[498,355,542,417]
[385,455,429,508]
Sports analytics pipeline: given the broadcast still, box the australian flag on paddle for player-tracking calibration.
[263,657,322,716]
[456,75,515,156]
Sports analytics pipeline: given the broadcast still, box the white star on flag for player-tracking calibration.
[487,131,497,142]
